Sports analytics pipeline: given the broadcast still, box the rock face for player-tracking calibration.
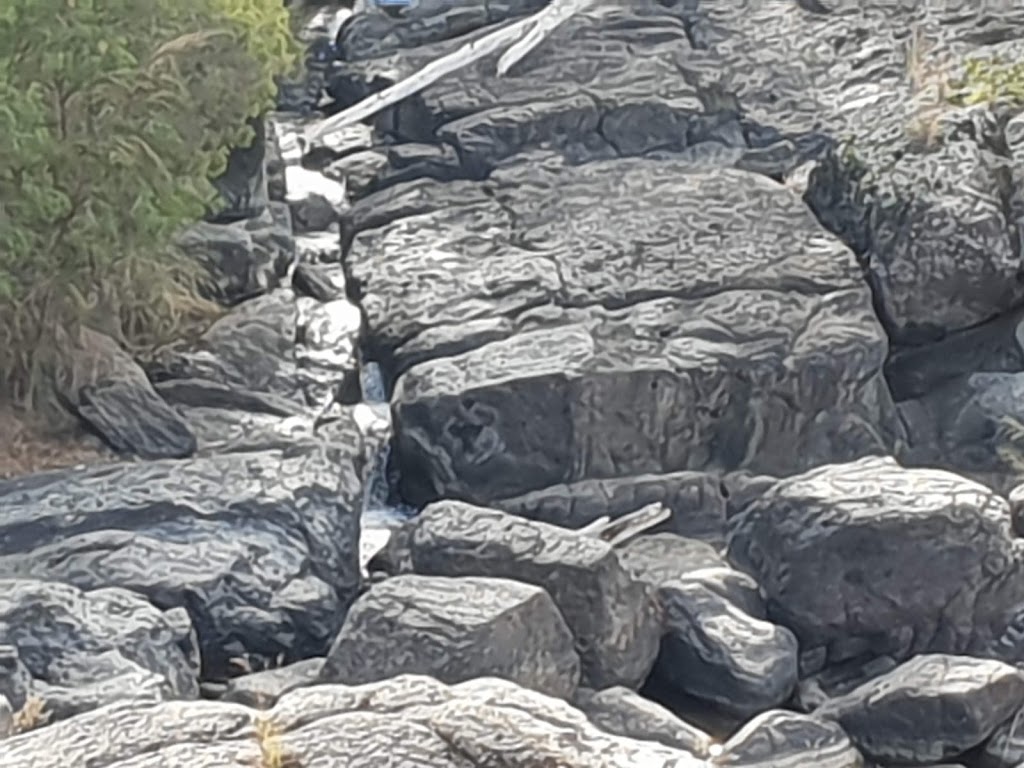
[378,501,661,690]
[717,709,864,768]
[348,160,901,507]
[1,676,707,768]
[320,575,581,699]
[0,444,364,679]
[815,654,1024,764]
[0,579,199,721]
[727,456,1024,669]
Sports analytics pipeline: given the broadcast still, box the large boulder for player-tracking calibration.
[381,501,660,690]
[0,579,198,722]
[815,654,1024,764]
[320,574,581,699]
[727,456,1024,669]
[0,443,364,679]
[1,675,707,767]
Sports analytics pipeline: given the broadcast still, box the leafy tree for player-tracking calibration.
[0,0,300,409]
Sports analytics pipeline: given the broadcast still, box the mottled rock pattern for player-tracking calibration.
[320,575,581,699]
[2,675,706,767]
[816,654,1024,764]
[727,456,1024,667]
[0,579,198,721]
[222,658,325,709]
[384,501,660,690]
[573,685,714,757]
[718,709,863,768]
[495,471,730,544]
[653,580,799,718]
[0,444,364,679]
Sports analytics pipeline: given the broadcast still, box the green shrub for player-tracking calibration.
[0,0,300,409]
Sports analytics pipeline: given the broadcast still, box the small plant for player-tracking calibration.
[254,715,300,768]
[948,55,1024,108]
[12,695,50,734]
[904,26,955,147]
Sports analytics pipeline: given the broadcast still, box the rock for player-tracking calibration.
[979,702,1024,767]
[0,694,12,740]
[1,675,706,767]
[177,205,293,304]
[0,579,199,721]
[717,709,863,768]
[153,378,305,419]
[44,326,196,459]
[347,159,900,507]
[495,471,730,545]
[385,501,660,690]
[573,685,714,757]
[616,533,765,617]
[293,261,348,302]
[815,654,1024,764]
[76,377,197,460]
[652,580,799,718]
[320,574,581,699]
[221,658,325,709]
[0,443,364,679]
[726,456,1024,667]
[147,289,304,403]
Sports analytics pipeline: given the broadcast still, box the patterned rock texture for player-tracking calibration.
[1,676,709,768]
[727,457,1024,668]
[377,500,661,689]
[0,444,364,681]
[320,574,582,699]
[815,654,1024,764]
[0,579,198,719]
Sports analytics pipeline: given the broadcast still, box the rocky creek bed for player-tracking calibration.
[4,0,1024,766]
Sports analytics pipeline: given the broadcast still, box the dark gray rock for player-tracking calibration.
[815,654,1024,764]
[293,262,348,302]
[495,471,730,545]
[221,658,325,709]
[153,378,306,418]
[344,157,900,507]
[0,443,364,679]
[0,693,12,740]
[727,456,1024,667]
[717,709,863,768]
[77,377,197,460]
[320,574,581,699]
[178,204,293,304]
[386,501,660,690]
[573,685,714,757]
[979,701,1024,768]
[0,579,199,722]
[652,580,799,718]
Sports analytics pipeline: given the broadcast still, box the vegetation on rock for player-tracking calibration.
[0,0,300,411]
[949,56,1024,108]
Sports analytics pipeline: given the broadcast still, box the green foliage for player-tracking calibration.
[0,0,301,407]
[949,55,1024,108]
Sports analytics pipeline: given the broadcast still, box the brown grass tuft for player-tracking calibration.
[12,696,50,735]
[0,405,114,480]
[904,25,955,148]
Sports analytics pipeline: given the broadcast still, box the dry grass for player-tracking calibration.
[12,696,50,735]
[904,25,956,147]
[254,715,300,768]
[0,404,114,480]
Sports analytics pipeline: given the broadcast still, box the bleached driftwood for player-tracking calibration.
[304,0,596,143]
[574,502,672,548]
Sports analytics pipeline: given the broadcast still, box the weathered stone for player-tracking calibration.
[0,444,364,679]
[717,709,863,768]
[815,654,1024,764]
[320,575,581,699]
[2,675,706,767]
[652,580,799,718]
[727,456,1024,666]
[221,658,324,709]
[390,501,660,689]
[0,579,198,722]
[573,685,714,757]
[495,471,730,545]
